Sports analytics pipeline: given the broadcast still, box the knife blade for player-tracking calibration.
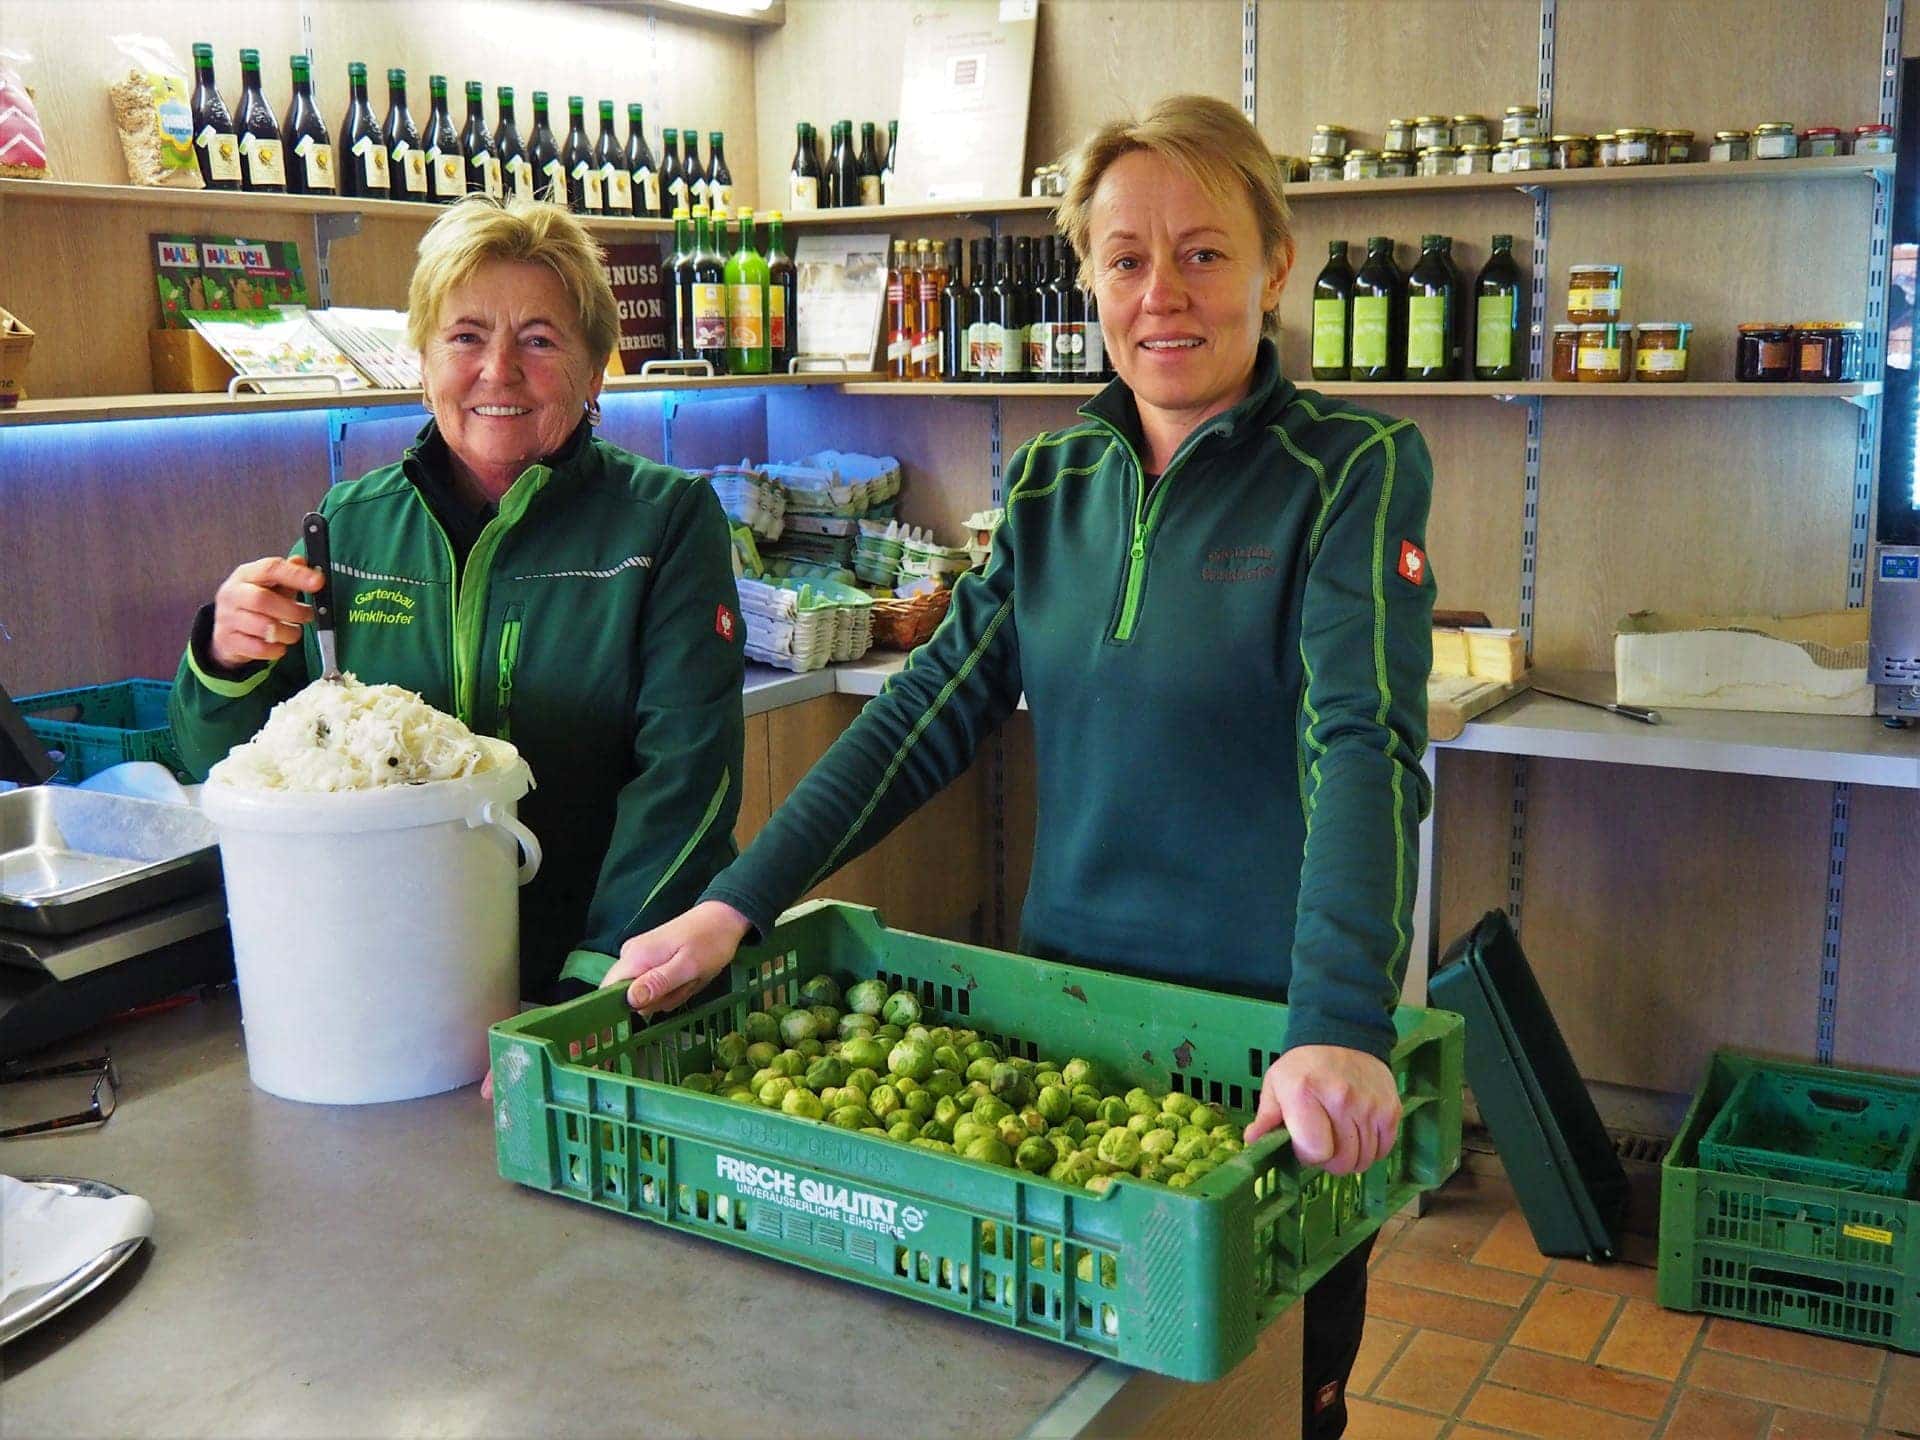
[301,511,341,681]
[1530,682,1660,724]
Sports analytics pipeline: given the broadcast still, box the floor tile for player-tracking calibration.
[1659,1388,1770,1440]
[1461,1382,1654,1440]
[1341,1397,1445,1439]
[1766,1410,1866,1440]
[1877,1352,1920,1430]
[1688,1351,1876,1423]
[1471,1208,1552,1277]
[1705,1317,1887,1385]
[1367,1279,1518,1343]
[1510,1283,1620,1360]
[1486,1347,1672,1420]
[1350,1318,1414,1397]
[1374,1329,1494,1415]
[1444,1429,1517,1440]
[1396,1177,1516,1258]
[1376,1249,1539,1307]
[1547,1256,1661,1303]
[1596,1299,1704,1381]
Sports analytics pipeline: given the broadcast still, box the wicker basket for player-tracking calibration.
[869,587,951,650]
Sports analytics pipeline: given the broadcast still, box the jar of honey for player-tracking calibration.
[1576,322,1631,382]
[1634,322,1692,382]
[1567,263,1623,323]
[1550,324,1581,382]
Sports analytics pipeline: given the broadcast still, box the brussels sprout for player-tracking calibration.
[1052,1152,1100,1187]
[845,979,889,1017]
[861,1126,889,1137]
[926,1026,955,1049]
[881,990,923,1027]
[1170,1135,1209,1165]
[1213,1137,1244,1157]
[744,1040,781,1071]
[904,1023,934,1047]
[723,1063,755,1086]
[1135,1161,1170,1184]
[1070,1092,1101,1123]
[933,1095,964,1129]
[679,1072,716,1092]
[1188,1105,1222,1132]
[743,1012,780,1045]
[991,1115,1025,1150]
[924,1069,964,1099]
[1160,1092,1196,1119]
[749,1067,779,1093]
[724,1086,756,1103]
[1210,1123,1238,1145]
[1124,1087,1160,1118]
[1177,1124,1212,1146]
[903,1089,936,1122]
[1084,1120,1111,1141]
[920,1118,953,1144]
[1097,1097,1131,1128]
[713,1032,750,1070]
[808,1004,842,1033]
[965,1057,997,1084]
[1036,1085,1073,1124]
[1034,1069,1064,1091]
[951,1117,993,1152]
[774,1049,807,1077]
[1060,1058,1097,1089]
[778,1009,821,1047]
[874,1024,905,1044]
[888,1118,921,1143]
[840,1037,888,1071]
[1139,1128,1177,1159]
[782,1088,825,1120]
[868,1083,903,1120]
[758,1076,797,1107]
[1167,1172,1197,1189]
[838,1012,878,1041]
[1097,1128,1143,1169]
[766,1003,795,1024]
[844,1066,882,1095]
[1059,1116,1088,1142]
[794,1037,825,1060]
[805,1055,850,1091]
[1016,1136,1056,1174]
[1084,1173,1116,1195]
[964,1136,1014,1168]
[893,1075,921,1096]
[932,1044,967,1074]
[1184,1158,1217,1180]
[971,1096,1012,1125]
[1126,1113,1154,1137]
[798,974,843,1009]
[830,1105,875,1131]
[990,1063,1035,1108]
[888,1039,936,1083]
[1019,1107,1049,1136]
[817,1085,843,1111]
[963,1040,1002,1064]
[963,1079,992,1103]
[911,1137,955,1152]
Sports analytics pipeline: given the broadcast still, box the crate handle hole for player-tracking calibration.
[1806,1088,1870,1114]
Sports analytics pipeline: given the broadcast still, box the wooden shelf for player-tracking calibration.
[839,379,1880,402]
[841,380,1103,397]
[0,372,880,428]
[1281,152,1891,200]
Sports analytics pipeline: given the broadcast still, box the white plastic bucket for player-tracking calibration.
[200,738,541,1105]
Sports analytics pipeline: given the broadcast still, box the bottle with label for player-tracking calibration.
[941,238,970,380]
[563,96,599,214]
[690,206,729,373]
[1048,243,1080,377]
[462,83,500,198]
[235,50,285,193]
[827,121,859,208]
[987,235,1026,380]
[668,205,696,360]
[1404,234,1457,381]
[706,131,733,213]
[339,62,387,199]
[856,121,884,207]
[913,238,942,380]
[625,105,658,217]
[766,211,797,373]
[1080,252,1111,380]
[967,238,992,381]
[660,128,685,216]
[495,87,532,202]
[281,56,335,195]
[190,44,238,191]
[423,76,464,204]
[1026,236,1055,377]
[1439,236,1469,377]
[384,68,427,201]
[725,208,771,375]
[881,119,899,204]
[682,126,706,210]
[527,92,562,204]
[1311,240,1356,381]
[1474,233,1526,381]
[596,101,631,215]
[1350,236,1404,382]
[788,122,821,211]
[886,241,915,379]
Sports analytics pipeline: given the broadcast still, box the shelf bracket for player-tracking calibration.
[325,406,377,489]
[312,211,363,309]
[1816,781,1852,1064]
[1241,1,1258,123]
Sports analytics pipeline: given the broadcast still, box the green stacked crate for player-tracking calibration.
[15,680,189,784]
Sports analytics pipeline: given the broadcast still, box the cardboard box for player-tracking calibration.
[0,308,33,408]
[1614,610,1873,716]
[149,328,235,393]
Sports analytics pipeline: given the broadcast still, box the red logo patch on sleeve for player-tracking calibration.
[715,603,736,641]
[1396,540,1429,587]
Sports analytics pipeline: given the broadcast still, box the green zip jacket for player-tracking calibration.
[703,342,1434,1062]
[169,422,747,1000]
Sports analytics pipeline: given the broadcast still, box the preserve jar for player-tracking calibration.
[1456,144,1495,174]
[1414,115,1450,149]
[1343,148,1382,181]
[1550,324,1581,382]
[1737,323,1795,380]
[1385,118,1416,153]
[1379,150,1415,178]
[1634,321,1691,382]
[1492,142,1515,174]
[1509,138,1553,171]
[1612,127,1658,165]
[1451,114,1492,147]
[1595,131,1619,166]
[1567,263,1623,323]
[1800,126,1845,158]
[1503,105,1544,142]
[1795,321,1865,381]
[1310,124,1350,159]
[1418,145,1458,177]
[1854,124,1895,154]
[1709,130,1750,162]
[1308,159,1342,182]
[1753,123,1798,159]
[1551,133,1594,169]
[1576,322,1630,382]
[1659,128,1695,163]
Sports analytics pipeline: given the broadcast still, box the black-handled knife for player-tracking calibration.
[1530,681,1660,724]
[301,511,341,681]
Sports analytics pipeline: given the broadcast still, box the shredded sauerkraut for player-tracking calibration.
[208,674,498,792]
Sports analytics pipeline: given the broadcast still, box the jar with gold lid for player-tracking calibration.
[1567,263,1623,323]
[1551,133,1594,169]
[1343,148,1382,181]
[1310,124,1351,159]
[1308,159,1342,182]
[1379,150,1415,178]
[1509,138,1552,171]
[1612,127,1658,165]
[1451,114,1492,148]
[1709,130,1750,162]
[1854,124,1895,154]
[1550,324,1581,382]
[1753,123,1798,159]
[1576,322,1631,382]
[1417,145,1458,177]
[1658,128,1694,163]
[1794,321,1865,382]
[1634,322,1691,382]
[1413,115,1451,150]
[1384,118,1415,153]
[1737,323,1795,380]
[1502,105,1544,142]
[1492,141,1515,174]
[1455,144,1495,175]
[1595,131,1619,166]
[1800,126,1846,158]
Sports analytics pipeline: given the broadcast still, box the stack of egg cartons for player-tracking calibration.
[736,578,837,672]
[854,519,907,588]
[898,528,974,589]
[706,463,786,541]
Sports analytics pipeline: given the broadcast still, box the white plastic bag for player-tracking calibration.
[106,34,201,187]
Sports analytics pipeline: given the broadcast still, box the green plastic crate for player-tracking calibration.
[491,901,1465,1382]
[1698,1067,1920,1198]
[1660,1050,1920,1352]
[16,680,189,784]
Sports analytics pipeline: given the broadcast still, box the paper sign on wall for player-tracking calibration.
[891,0,1038,203]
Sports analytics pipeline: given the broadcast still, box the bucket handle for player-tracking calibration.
[473,800,542,886]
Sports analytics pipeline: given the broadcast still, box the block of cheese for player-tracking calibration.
[1431,627,1472,677]
[1465,627,1527,683]
[1614,610,1871,715]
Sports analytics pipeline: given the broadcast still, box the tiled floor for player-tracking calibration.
[1346,1171,1920,1439]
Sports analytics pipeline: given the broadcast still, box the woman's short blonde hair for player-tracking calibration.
[406,196,620,366]
[1056,94,1294,325]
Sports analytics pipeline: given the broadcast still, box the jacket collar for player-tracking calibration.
[402,414,597,494]
[1078,338,1293,462]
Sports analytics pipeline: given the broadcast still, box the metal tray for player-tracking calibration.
[0,1177,150,1346]
[0,788,219,937]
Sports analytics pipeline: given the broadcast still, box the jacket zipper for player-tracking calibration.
[1104,420,1228,643]
[496,607,524,741]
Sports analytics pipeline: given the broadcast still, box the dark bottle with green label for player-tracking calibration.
[1350,237,1404,382]
[1405,235,1459,381]
[190,44,238,191]
[1474,233,1527,381]
[235,49,285,193]
[1311,240,1355,381]
[339,62,387,199]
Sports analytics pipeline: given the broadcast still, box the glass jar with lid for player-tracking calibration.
[1509,138,1552,171]
[1576,322,1631,382]
[1384,118,1415,153]
[1343,148,1382,181]
[1491,141,1515,174]
[1413,115,1451,149]
[1753,123,1798,159]
[1551,133,1594,169]
[1567,263,1623,323]
[1310,124,1351,159]
[1794,321,1865,381]
[1634,322,1691,382]
[1503,105,1544,142]
[1854,124,1895,154]
[1612,127,1658,165]
[1709,130,1750,162]
[1451,114,1492,148]
[1595,131,1619,166]
[1799,126,1846,158]
[1658,129,1695,163]
[1550,324,1581,382]
[1308,159,1343,183]
[1417,145,1458,177]
[1379,150,1415,178]
[1736,323,1796,380]
[1455,144,1496,174]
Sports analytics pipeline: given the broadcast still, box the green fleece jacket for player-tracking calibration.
[170,422,747,999]
[703,342,1434,1061]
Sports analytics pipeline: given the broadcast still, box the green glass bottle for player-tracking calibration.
[1404,234,1457,381]
[1474,233,1527,381]
[726,207,772,375]
[690,205,729,373]
[1311,240,1355,381]
[1350,236,1404,382]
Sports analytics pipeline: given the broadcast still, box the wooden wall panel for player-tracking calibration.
[1831,784,1920,1073]
[0,411,328,693]
[736,709,773,849]
[1433,749,1516,961]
